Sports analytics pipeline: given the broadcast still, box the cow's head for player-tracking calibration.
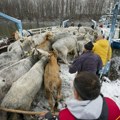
[45,32,54,41]
[49,50,58,59]
[13,31,22,41]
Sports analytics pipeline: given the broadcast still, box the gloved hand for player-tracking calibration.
[44,112,58,120]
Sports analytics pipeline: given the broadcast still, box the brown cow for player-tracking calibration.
[44,51,62,112]
[12,31,22,41]
[36,32,53,51]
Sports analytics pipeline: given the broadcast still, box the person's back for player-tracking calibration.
[105,97,120,120]
[93,35,112,66]
[59,97,120,120]
[69,41,102,75]
[59,72,120,120]
[69,51,102,74]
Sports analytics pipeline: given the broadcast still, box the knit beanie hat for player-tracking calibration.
[74,72,101,100]
[84,41,94,50]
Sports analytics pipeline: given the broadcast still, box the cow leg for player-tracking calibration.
[73,47,78,58]
[52,47,59,57]
[45,89,50,99]
[60,49,69,64]
[57,79,62,100]
[45,90,54,112]
[48,93,54,112]
[54,80,62,112]
[53,47,68,64]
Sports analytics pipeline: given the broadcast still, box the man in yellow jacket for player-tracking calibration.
[92,35,112,66]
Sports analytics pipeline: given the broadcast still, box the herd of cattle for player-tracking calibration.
[0,26,103,114]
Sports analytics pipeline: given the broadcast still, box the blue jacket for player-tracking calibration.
[69,51,103,74]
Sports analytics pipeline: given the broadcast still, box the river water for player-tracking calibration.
[0,20,61,39]
[0,20,91,39]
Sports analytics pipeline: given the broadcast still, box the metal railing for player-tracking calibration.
[28,26,60,34]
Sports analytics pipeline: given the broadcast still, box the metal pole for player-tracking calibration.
[99,2,120,79]
[109,2,120,44]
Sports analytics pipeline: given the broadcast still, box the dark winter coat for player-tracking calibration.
[69,51,102,75]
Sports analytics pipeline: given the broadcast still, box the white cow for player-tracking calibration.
[52,35,78,64]
[52,32,71,43]
[31,34,44,46]
[0,77,6,89]
[32,48,50,60]
[0,46,24,66]
[0,77,6,103]
[1,57,47,110]
[22,29,33,37]
[7,40,22,52]
[8,36,35,56]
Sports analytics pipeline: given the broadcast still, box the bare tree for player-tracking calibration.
[0,0,114,23]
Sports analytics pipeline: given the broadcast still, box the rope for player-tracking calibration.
[0,107,59,116]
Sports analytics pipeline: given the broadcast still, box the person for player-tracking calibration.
[91,19,97,29]
[69,41,103,75]
[78,23,82,28]
[77,23,82,31]
[71,22,75,27]
[44,72,120,120]
[92,34,112,66]
[91,24,95,29]
[99,24,103,28]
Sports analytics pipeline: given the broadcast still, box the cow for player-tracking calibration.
[22,29,33,37]
[0,77,6,103]
[1,56,47,110]
[32,48,50,60]
[52,32,71,43]
[7,36,35,57]
[82,26,95,35]
[36,32,53,51]
[0,77,6,90]
[44,51,62,112]
[52,35,78,65]
[20,36,35,55]
[12,30,22,41]
[7,40,23,52]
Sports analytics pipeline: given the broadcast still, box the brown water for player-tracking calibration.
[0,20,61,39]
[0,21,41,38]
[0,20,91,39]
[0,22,17,38]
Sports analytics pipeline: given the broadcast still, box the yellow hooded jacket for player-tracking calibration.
[92,39,112,66]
